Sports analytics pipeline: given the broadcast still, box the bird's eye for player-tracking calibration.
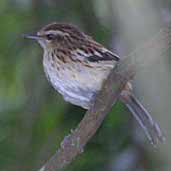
[46,34,55,40]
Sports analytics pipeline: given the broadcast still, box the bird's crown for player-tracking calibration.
[38,22,87,41]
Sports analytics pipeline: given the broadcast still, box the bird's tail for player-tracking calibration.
[121,93,165,146]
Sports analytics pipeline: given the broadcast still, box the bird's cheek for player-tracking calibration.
[47,42,54,48]
[47,41,58,49]
[38,40,46,49]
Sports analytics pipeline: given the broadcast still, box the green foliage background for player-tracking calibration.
[0,0,169,170]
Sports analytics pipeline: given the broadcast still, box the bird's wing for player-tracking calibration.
[85,39,120,62]
[73,45,120,63]
[70,38,120,63]
[87,48,120,62]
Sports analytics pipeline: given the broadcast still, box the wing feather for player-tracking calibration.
[87,50,120,62]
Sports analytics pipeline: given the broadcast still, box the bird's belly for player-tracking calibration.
[43,59,112,109]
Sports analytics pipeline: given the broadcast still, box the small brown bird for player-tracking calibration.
[24,22,164,146]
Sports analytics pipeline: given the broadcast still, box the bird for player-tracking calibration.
[24,22,165,146]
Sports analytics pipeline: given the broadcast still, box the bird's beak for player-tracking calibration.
[23,33,43,40]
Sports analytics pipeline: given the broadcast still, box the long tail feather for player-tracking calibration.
[121,93,165,146]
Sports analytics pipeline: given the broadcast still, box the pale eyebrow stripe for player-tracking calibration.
[45,30,70,36]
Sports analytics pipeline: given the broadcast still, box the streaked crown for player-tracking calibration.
[39,22,85,38]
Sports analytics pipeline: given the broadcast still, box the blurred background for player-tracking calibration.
[0,0,171,170]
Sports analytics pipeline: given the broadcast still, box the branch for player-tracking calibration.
[38,24,171,171]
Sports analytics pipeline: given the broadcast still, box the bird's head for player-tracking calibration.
[24,22,87,50]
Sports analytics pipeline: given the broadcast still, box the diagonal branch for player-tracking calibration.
[38,24,171,171]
